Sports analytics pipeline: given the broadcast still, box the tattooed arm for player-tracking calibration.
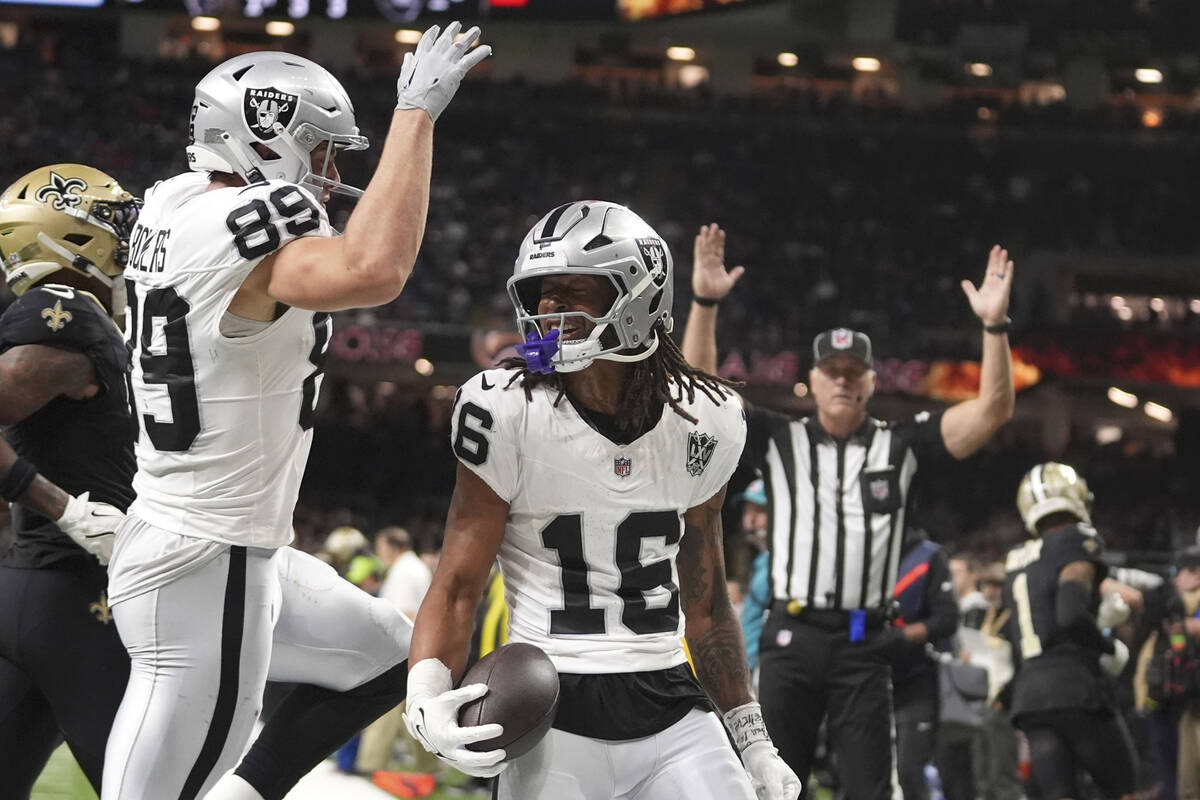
[679,486,753,711]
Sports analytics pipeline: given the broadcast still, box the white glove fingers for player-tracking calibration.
[417,24,440,55]
[445,682,490,704]
[398,51,415,86]
[449,744,506,770]
[438,20,463,50]
[452,25,482,59]
[452,722,504,746]
[458,44,492,73]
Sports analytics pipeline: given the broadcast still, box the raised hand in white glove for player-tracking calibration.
[724,701,802,800]
[396,21,492,122]
[402,658,508,778]
[1100,638,1130,677]
[56,492,122,565]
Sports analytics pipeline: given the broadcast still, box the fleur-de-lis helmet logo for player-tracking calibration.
[34,171,88,211]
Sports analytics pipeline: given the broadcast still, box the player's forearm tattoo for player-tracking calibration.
[679,502,753,712]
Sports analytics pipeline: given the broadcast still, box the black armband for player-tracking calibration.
[1056,579,1114,655]
[693,296,721,307]
[0,457,39,503]
[983,317,1012,334]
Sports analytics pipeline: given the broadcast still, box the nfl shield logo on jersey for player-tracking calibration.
[614,457,632,478]
[870,478,890,502]
[686,431,718,477]
[244,87,298,141]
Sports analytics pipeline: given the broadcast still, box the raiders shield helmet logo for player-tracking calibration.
[614,457,632,478]
[244,87,298,141]
[636,237,668,286]
[35,171,87,211]
[686,431,718,477]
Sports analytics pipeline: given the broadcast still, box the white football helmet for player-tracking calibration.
[506,201,674,374]
[187,52,368,198]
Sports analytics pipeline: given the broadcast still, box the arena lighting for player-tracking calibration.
[414,358,435,376]
[852,57,881,73]
[265,20,294,35]
[678,64,708,89]
[1144,401,1174,423]
[968,62,992,77]
[190,15,220,31]
[1110,295,1126,308]
[1107,387,1138,408]
[1095,425,1123,446]
[777,52,799,68]
[1135,68,1164,84]
[666,46,695,62]
[793,382,809,398]
[1150,297,1166,312]
[1191,299,1200,314]
[394,28,422,44]
[1142,108,1164,128]
[1116,306,1133,321]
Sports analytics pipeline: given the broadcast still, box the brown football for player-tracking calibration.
[458,642,560,759]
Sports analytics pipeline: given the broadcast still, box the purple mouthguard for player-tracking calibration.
[515,328,561,374]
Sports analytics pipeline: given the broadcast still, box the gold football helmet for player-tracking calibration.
[0,164,139,309]
[1016,462,1093,533]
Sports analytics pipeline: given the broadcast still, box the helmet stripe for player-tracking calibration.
[1031,463,1046,503]
[538,202,580,242]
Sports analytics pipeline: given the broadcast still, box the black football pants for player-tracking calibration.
[758,611,895,800]
[0,562,130,797]
[1020,708,1137,800]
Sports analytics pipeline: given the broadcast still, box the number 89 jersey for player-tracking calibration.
[125,173,333,548]
[451,368,747,674]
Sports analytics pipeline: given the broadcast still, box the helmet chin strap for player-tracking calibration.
[34,233,125,319]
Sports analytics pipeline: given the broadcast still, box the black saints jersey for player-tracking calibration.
[0,285,136,572]
[1001,524,1112,717]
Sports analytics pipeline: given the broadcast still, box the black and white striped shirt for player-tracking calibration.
[743,405,950,611]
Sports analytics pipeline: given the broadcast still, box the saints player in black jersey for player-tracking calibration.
[1001,462,1137,800]
[0,163,139,797]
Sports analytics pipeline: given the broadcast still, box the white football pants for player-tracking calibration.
[101,519,411,800]
[496,708,756,800]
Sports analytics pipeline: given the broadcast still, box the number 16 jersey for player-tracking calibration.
[451,368,747,674]
[125,173,332,548]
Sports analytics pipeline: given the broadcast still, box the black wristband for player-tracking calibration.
[984,317,1012,334]
[693,295,721,307]
[0,457,39,503]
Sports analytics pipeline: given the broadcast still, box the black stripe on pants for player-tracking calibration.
[179,546,247,800]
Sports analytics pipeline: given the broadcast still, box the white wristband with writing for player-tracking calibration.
[722,701,771,753]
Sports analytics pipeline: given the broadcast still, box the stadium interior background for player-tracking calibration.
[2,0,1199,571]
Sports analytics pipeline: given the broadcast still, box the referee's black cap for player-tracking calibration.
[1177,544,1200,571]
[813,328,873,367]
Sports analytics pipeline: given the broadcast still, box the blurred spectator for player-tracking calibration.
[323,526,370,576]
[374,526,433,620]
[738,479,770,676]
[890,528,959,800]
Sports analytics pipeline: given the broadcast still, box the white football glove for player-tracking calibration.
[396,21,492,122]
[724,701,802,800]
[1097,591,1131,631]
[402,658,508,778]
[56,492,122,565]
[1100,638,1130,677]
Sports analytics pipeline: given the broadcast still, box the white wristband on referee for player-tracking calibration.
[722,701,771,753]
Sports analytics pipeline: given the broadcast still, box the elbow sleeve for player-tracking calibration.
[1056,580,1114,655]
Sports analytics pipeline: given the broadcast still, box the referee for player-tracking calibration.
[682,225,1017,799]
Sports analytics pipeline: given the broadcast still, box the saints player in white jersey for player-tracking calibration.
[403,202,801,800]
[102,25,491,800]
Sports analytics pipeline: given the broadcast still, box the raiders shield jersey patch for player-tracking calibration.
[686,431,718,477]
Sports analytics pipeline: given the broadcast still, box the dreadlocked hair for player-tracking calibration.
[498,322,740,433]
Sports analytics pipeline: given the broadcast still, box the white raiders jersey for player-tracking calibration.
[124,172,333,548]
[451,368,747,674]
